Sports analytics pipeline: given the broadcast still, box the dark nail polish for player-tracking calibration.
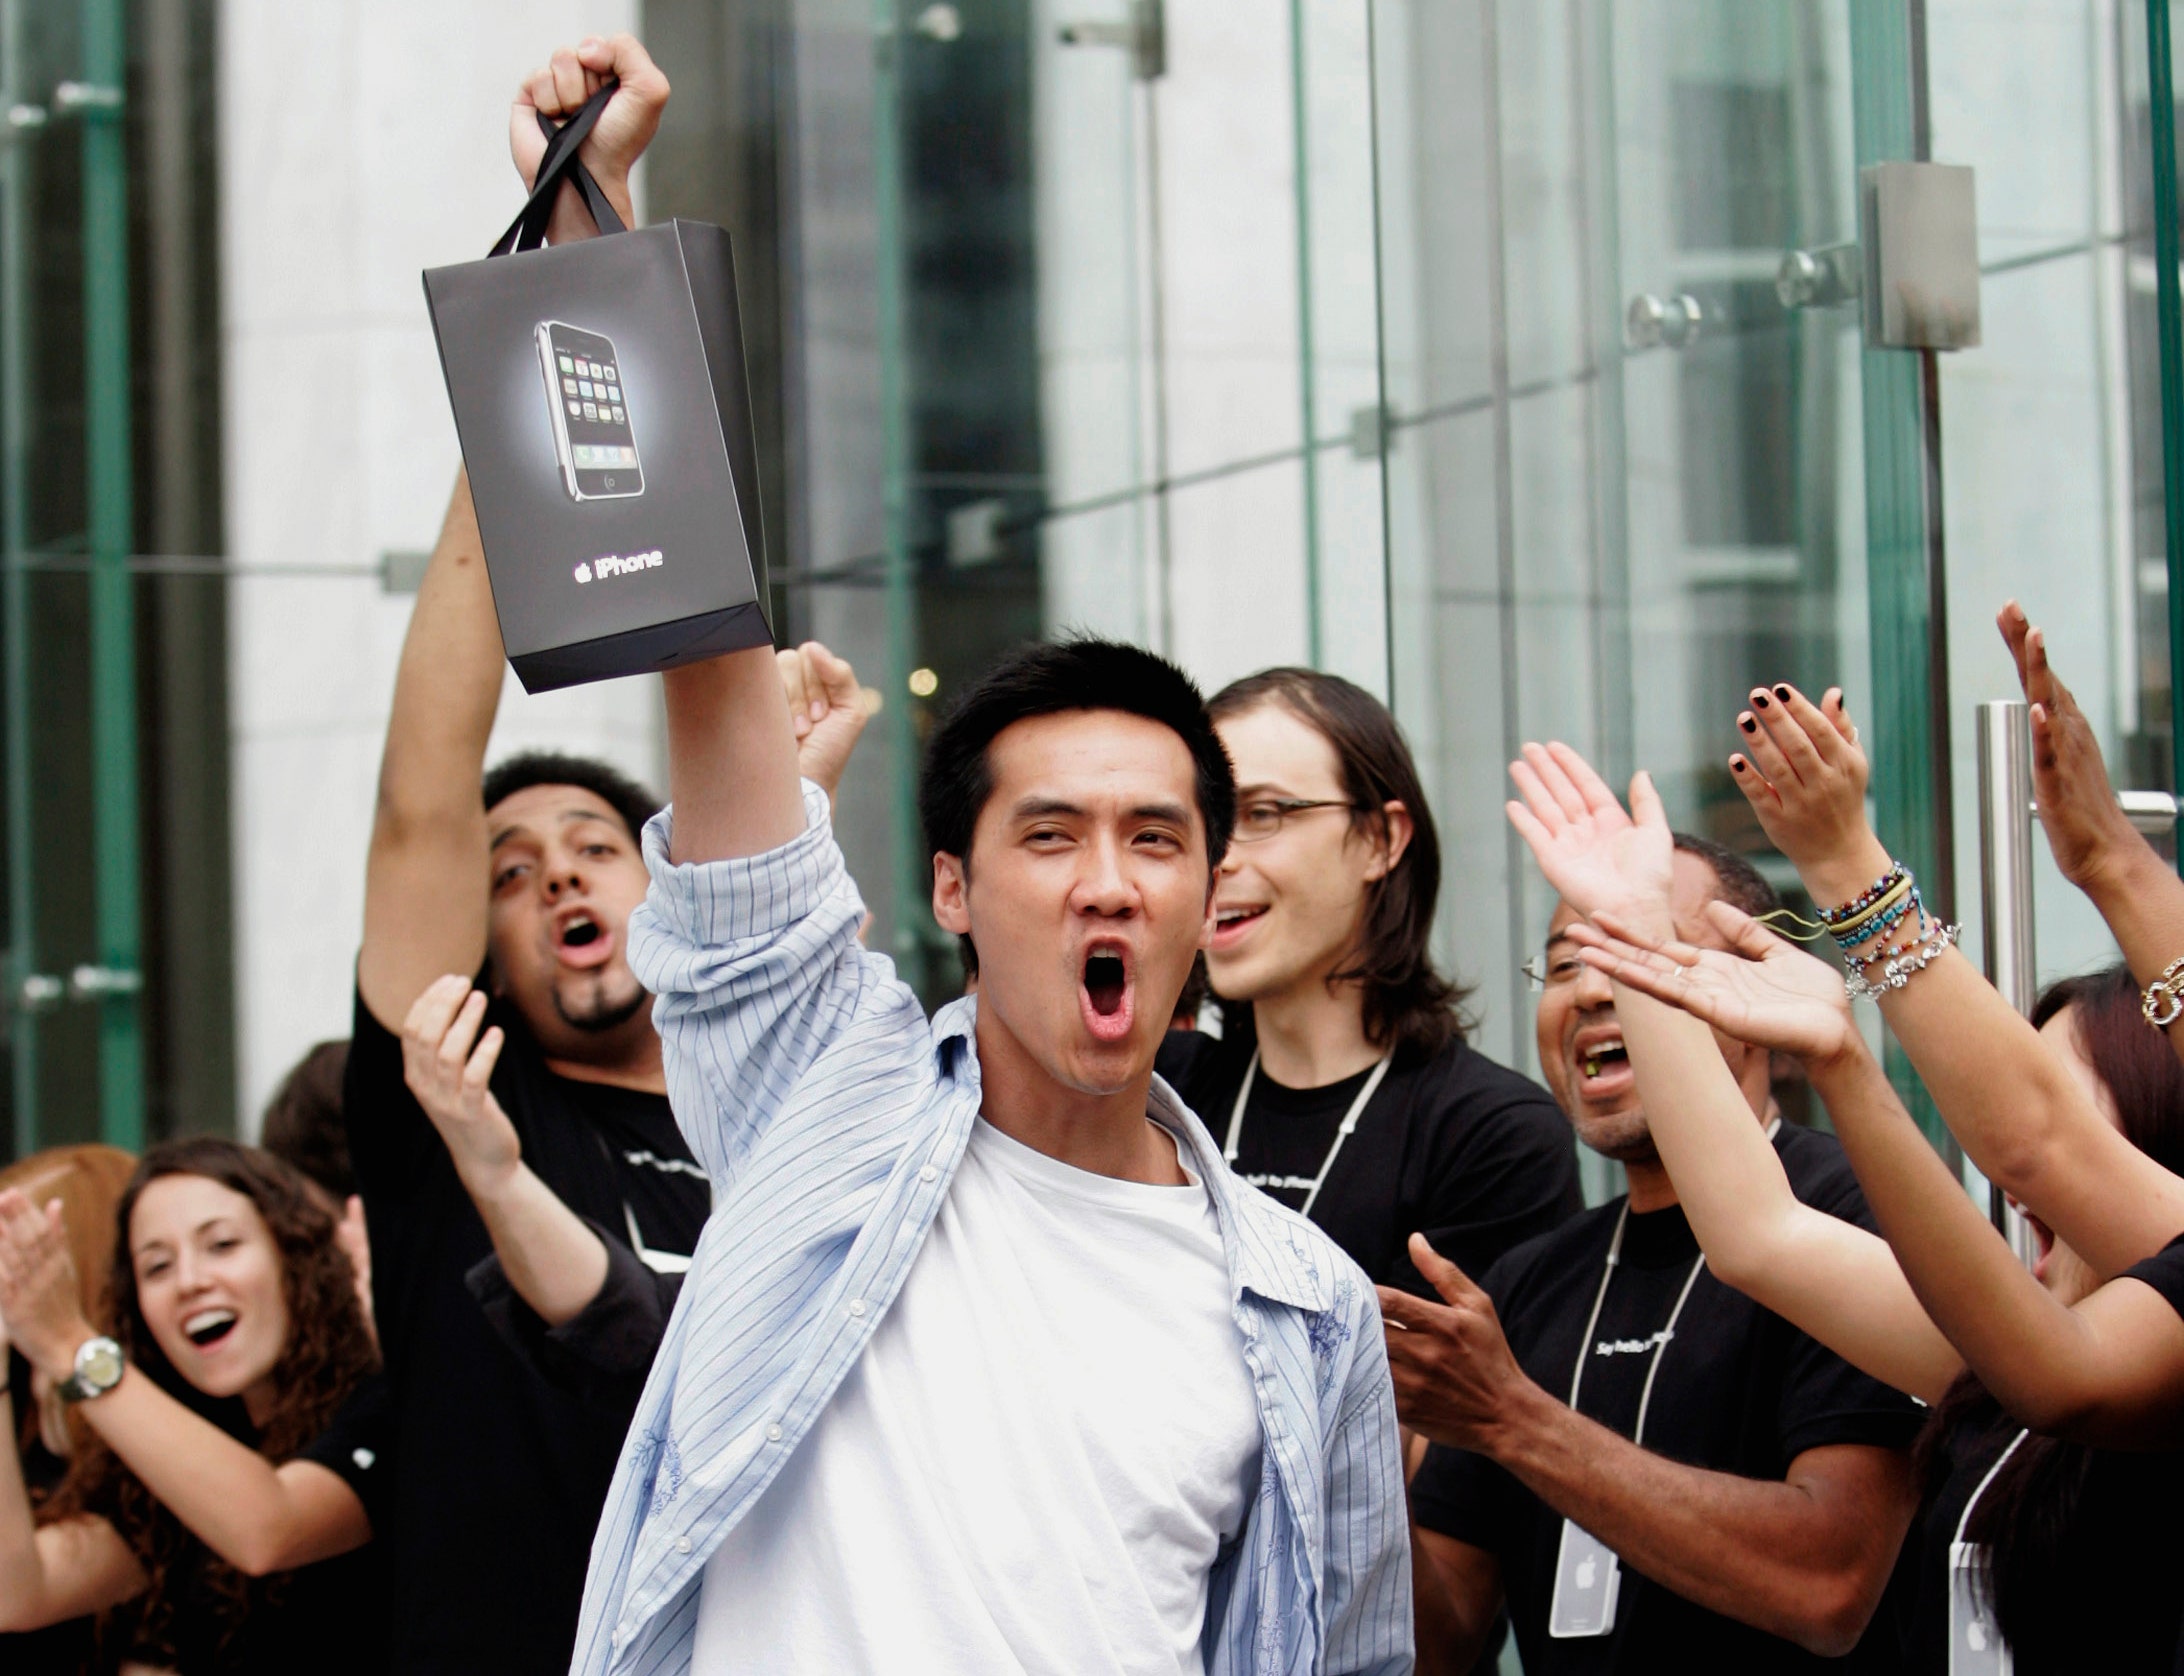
[1752,691,1770,708]
[1731,758,1746,773]
[1772,684,1791,702]
[1740,716,1757,733]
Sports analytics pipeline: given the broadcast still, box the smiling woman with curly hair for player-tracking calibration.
[0,1137,387,1673]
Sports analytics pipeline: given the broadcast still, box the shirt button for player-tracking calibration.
[919,1165,938,1183]
[849,1298,867,1317]
[766,1423,783,1442]
[675,1536,692,1554]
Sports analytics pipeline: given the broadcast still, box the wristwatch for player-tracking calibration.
[58,1335,125,1404]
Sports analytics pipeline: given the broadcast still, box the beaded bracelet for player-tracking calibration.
[1833,888,1920,952]
[1846,921,1961,1003]
[1845,917,1930,972]
[1819,863,1910,928]
[2142,958,2184,1030]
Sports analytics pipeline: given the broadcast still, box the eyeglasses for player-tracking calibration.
[1519,948,1587,992]
[1231,798,1361,844]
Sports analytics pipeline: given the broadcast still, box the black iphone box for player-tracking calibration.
[422,219,770,692]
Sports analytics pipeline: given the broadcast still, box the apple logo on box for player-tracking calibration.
[574,561,593,584]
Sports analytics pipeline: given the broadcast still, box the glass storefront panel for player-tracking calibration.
[1374,0,1878,1137]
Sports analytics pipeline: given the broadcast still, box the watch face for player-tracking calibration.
[79,1338,123,1389]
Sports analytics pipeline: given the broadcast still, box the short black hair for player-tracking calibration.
[258,1039,355,1201]
[481,751,660,846]
[1671,831,1784,920]
[919,637,1236,977]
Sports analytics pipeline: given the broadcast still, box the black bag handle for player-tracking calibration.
[489,79,628,257]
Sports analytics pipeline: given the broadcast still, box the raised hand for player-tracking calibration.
[1998,601,2146,894]
[778,641,873,804]
[0,1190,95,1380]
[1729,683,1892,904]
[1505,742,1675,941]
[400,976,523,1199]
[509,35,670,240]
[1568,900,1859,1068]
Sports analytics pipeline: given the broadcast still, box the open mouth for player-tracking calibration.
[553,908,615,969]
[183,1308,238,1349]
[1079,946,1135,1042]
[1577,1034,1630,1084]
[1211,904,1268,949]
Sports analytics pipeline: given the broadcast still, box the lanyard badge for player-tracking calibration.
[1550,1519,1623,1638]
[1948,1431,2026,1676]
[1547,1203,1707,1640]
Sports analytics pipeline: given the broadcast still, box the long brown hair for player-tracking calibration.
[1919,965,2184,1665]
[41,1137,377,1661]
[1207,668,1471,1055]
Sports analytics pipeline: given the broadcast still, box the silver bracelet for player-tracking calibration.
[2142,958,2184,1030]
[1845,922,1961,1004]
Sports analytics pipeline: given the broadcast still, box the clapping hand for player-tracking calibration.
[0,1188,95,1381]
[779,642,873,804]
[1565,901,1861,1069]
[1505,742,1675,943]
[1998,601,2146,895]
[1729,684,1893,904]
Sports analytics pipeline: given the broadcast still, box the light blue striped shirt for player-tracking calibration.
[571,784,1413,1675]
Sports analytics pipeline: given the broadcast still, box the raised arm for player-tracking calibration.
[360,34,670,1032]
[1999,601,2184,1073]
[1502,741,1961,1401]
[1734,683,2184,1276]
[1581,906,2184,1445]
[356,472,502,1030]
[0,1195,367,1589]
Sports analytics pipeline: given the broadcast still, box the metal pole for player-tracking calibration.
[0,0,37,1160]
[2148,0,2184,840]
[1286,0,1322,667]
[1975,699,2041,1268]
[871,0,927,997]
[80,0,144,1149]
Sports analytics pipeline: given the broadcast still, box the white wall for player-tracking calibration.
[220,0,660,1131]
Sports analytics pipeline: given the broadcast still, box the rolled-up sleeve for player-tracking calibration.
[629,780,886,1188]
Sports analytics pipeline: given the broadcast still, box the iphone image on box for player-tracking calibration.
[535,320,645,500]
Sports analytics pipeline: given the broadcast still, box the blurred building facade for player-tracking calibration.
[0,0,2173,1156]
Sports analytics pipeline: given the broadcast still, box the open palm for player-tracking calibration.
[1566,901,1857,1065]
[1504,742,1675,939]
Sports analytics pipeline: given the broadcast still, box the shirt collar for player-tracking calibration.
[931,997,1333,1314]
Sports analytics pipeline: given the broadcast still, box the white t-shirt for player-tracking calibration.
[691,1116,1263,1674]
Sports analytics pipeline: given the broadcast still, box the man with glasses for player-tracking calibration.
[1157,667,1581,1312]
[1392,832,1922,1673]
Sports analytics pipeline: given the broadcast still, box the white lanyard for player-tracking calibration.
[1565,1202,1707,1448]
[1948,1429,2027,1676]
[1955,1429,2029,1549]
[1223,1048,1394,1219]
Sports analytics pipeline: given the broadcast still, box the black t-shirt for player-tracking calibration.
[102,1373,392,1676]
[1410,1123,1924,1674]
[1156,1028,1582,1294]
[345,987,709,1675]
[1899,1404,2184,1674]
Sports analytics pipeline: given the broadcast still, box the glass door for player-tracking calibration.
[1372,0,1955,1166]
